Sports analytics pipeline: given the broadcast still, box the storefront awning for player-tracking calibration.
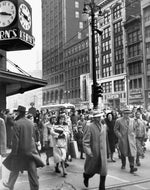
[0,69,47,96]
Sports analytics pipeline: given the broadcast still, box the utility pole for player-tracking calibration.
[82,0,103,110]
[91,0,97,109]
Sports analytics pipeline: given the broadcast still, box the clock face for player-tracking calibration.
[19,3,31,31]
[0,1,16,27]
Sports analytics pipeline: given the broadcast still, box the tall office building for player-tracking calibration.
[95,0,143,110]
[141,0,150,109]
[41,0,88,106]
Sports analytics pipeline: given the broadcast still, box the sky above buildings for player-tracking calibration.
[7,0,42,74]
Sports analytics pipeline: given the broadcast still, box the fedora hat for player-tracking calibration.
[16,105,26,112]
[123,109,131,114]
[92,110,104,118]
[122,106,131,114]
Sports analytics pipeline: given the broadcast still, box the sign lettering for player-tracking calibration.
[0,28,35,50]
[0,29,17,40]
[19,30,35,46]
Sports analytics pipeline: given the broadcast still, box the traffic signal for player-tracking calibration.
[91,84,98,106]
[95,83,103,97]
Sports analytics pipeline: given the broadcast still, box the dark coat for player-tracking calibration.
[75,130,84,152]
[3,116,44,171]
[105,117,117,153]
[83,121,107,176]
[0,117,7,155]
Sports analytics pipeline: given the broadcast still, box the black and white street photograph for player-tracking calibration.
[0,0,150,189]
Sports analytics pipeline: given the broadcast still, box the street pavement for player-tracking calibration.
[0,140,150,190]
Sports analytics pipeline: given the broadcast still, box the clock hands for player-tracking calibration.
[0,12,12,16]
[20,9,30,23]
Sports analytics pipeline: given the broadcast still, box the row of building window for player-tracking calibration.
[102,34,123,52]
[145,26,150,38]
[102,66,112,77]
[102,4,122,26]
[115,48,124,61]
[43,88,81,104]
[128,30,141,44]
[64,40,88,58]
[65,64,89,79]
[146,42,150,55]
[51,74,64,85]
[65,54,89,68]
[128,61,142,75]
[147,59,150,71]
[101,79,124,93]
[115,62,124,75]
[129,78,142,89]
[147,76,150,88]
[144,7,150,24]
[102,53,112,65]
[66,77,80,89]
[101,20,122,41]
[128,43,141,58]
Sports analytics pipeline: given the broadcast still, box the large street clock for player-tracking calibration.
[0,0,35,51]
[19,3,32,31]
[0,1,16,27]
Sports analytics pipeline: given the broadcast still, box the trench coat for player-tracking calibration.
[0,117,7,155]
[114,117,137,157]
[83,121,107,176]
[3,116,44,171]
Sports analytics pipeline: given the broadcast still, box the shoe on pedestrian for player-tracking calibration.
[111,159,116,162]
[62,172,67,177]
[136,162,141,166]
[65,162,69,168]
[83,173,89,188]
[46,162,49,166]
[121,165,125,169]
[55,167,61,173]
[130,167,138,173]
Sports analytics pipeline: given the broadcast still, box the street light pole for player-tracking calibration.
[91,0,97,109]
[83,0,102,109]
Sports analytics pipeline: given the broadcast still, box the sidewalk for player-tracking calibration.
[1,140,150,190]
[0,153,86,190]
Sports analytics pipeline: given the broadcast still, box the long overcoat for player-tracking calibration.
[114,117,137,157]
[83,121,107,176]
[0,117,7,155]
[3,116,44,171]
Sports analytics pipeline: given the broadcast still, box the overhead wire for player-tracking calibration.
[2,55,32,77]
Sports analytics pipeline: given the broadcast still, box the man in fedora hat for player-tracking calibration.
[3,105,44,190]
[114,108,137,173]
[28,102,37,122]
[83,110,107,190]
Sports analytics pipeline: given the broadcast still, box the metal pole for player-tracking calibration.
[91,0,98,109]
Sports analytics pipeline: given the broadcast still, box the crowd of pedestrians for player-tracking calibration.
[0,103,150,190]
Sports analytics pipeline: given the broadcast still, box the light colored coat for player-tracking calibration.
[114,117,137,157]
[83,121,107,176]
[51,125,67,163]
[43,122,54,147]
